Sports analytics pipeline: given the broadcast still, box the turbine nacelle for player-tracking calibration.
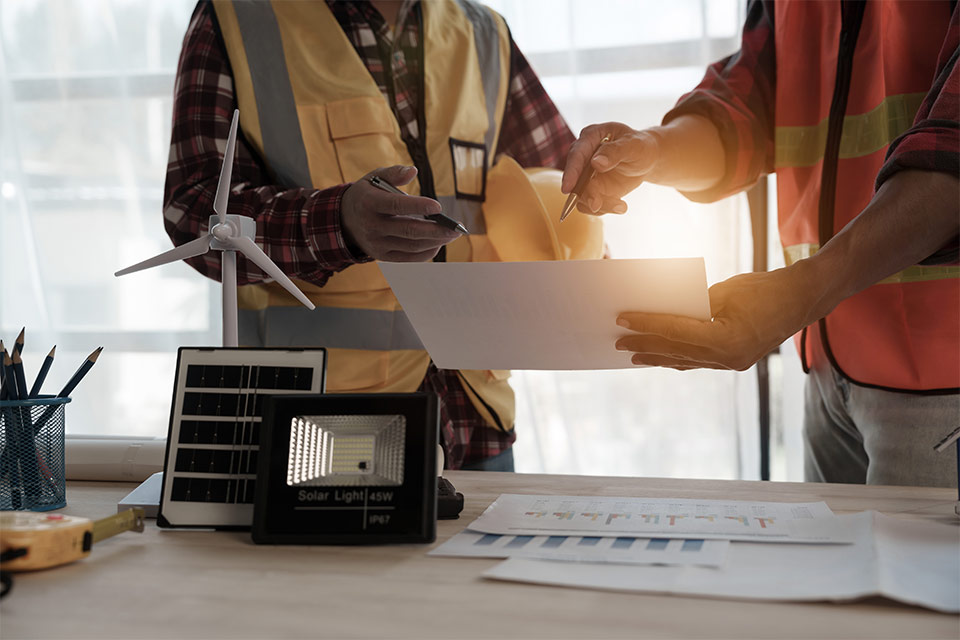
[209,215,254,249]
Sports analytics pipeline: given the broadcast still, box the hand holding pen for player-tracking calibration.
[560,123,661,219]
[340,165,465,262]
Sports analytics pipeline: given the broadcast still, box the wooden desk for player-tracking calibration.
[2,473,957,639]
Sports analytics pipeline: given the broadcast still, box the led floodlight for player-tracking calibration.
[253,393,438,545]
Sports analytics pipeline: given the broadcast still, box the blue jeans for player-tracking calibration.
[461,448,515,472]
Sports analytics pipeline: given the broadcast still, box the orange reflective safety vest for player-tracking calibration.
[774,1,959,392]
[211,0,603,430]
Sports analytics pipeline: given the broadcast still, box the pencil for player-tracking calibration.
[0,342,6,400]
[3,351,19,400]
[58,346,103,398]
[12,327,24,357]
[29,346,56,398]
[12,351,28,401]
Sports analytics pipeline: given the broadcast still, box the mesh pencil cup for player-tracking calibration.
[0,396,69,511]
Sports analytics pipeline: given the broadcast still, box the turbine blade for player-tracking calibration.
[213,109,240,224]
[114,235,211,276]
[227,236,316,310]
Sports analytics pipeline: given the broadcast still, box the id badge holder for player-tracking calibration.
[449,138,487,202]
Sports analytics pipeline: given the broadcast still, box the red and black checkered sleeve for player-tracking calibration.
[496,37,575,170]
[877,6,959,265]
[163,2,363,287]
[661,0,776,203]
[876,7,959,188]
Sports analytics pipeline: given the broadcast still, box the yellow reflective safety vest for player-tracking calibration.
[212,0,603,430]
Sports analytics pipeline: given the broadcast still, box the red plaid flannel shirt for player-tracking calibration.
[664,0,959,203]
[164,0,574,469]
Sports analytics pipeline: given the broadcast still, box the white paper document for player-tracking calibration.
[377,259,710,370]
[468,494,849,543]
[483,511,960,613]
[430,530,729,567]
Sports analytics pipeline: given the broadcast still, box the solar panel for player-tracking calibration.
[157,347,326,529]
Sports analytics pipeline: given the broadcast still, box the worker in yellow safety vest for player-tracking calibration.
[164,0,603,470]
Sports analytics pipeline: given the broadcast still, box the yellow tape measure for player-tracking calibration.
[0,508,145,572]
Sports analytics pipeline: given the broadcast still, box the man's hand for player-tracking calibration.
[340,165,461,261]
[561,115,726,215]
[615,264,822,371]
[561,122,655,215]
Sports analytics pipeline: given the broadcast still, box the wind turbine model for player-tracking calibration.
[116,109,315,347]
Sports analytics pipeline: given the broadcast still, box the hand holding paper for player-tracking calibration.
[616,264,821,372]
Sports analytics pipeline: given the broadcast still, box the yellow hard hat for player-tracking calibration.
[481,155,604,262]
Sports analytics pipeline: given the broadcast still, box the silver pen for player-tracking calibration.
[368,175,469,235]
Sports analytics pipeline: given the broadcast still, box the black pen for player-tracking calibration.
[368,175,469,235]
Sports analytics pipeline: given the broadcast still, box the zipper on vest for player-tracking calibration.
[817,0,865,247]
[801,1,865,376]
[380,4,443,260]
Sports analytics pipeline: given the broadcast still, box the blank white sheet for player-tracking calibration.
[378,258,710,370]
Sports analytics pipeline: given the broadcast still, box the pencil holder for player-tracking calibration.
[0,396,69,511]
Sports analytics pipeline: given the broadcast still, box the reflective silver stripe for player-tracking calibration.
[455,0,502,157]
[232,1,312,188]
[439,195,485,234]
[238,307,424,350]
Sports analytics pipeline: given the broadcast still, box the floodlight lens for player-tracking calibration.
[286,414,405,487]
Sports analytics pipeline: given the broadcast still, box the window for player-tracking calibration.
[1,0,212,443]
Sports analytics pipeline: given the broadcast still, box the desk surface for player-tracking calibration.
[1,473,957,639]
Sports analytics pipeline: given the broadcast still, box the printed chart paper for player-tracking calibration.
[429,531,729,567]
[378,259,710,370]
[483,511,960,613]
[468,494,849,543]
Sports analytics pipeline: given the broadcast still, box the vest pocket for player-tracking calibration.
[324,96,409,184]
[448,138,487,201]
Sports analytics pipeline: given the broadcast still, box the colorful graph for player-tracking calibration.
[478,495,843,543]
[430,531,728,567]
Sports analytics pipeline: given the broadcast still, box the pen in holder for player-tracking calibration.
[0,396,69,511]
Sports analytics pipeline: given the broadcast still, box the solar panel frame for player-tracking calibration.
[157,347,326,529]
